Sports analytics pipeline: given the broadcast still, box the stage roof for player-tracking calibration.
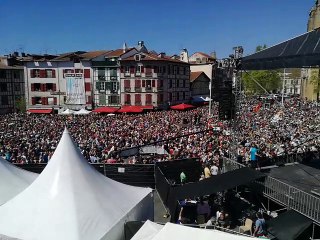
[242,28,320,70]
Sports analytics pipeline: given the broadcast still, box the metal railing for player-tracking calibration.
[222,157,320,224]
[257,176,320,224]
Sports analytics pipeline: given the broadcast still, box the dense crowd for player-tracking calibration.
[0,96,319,167]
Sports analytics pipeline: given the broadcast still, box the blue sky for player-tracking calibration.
[0,0,315,58]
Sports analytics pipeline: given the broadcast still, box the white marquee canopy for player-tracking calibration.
[0,128,153,240]
[0,156,37,206]
[132,221,269,240]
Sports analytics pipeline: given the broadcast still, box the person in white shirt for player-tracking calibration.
[210,164,219,176]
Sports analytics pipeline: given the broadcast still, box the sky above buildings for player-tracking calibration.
[0,0,315,58]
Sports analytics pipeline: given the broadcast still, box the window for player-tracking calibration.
[99,94,106,105]
[168,79,172,89]
[135,65,142,76]
[173,66,177,75]
[146,80,152,91]
[146,94,152,104]
[0,83,7,92]
[109,68,117,78]
[125,66,130,75]
[1,96,8,105]
[46,83,54,91]
[96,82,105,91]
[0,70,5,79]
[13,71,20,79]
[125,94,131,104]
[34,69,40,78]
[135,94,141,105]
[108,95,119,104]
[98,68,105,81]
[46,69,53,78]
[134,54,141,61]
[34,97,42,105]
[34,83,41,91]
[14,84,21,92]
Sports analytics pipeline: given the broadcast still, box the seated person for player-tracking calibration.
[216,211,230,228]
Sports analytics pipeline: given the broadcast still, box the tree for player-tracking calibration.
[15,97,26,113]
[243,45,281,95]
[242,70,281,94]
[309,68,320,100]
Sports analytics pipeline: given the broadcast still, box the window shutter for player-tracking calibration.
[30,69,35,78]
[41,97,46,105]
[135,94,141,104]
[135,79,141,88]
[85,82,91,92]
[86,96,92,104]
[40,84,44,91]
[52,69,56,78]
[141,66,144,73]
[130,66,135,74]
[31,97,35,105]
[52,83,57,91]
[54,97,57,105]
[120,66,124,73]
[146,94,152,104]
[125,94,131,104]
[152,80,155,87]
[31,83,35,91]
[84,69,90,78]
[142,80,145,87]
[39,70,46,78]
[124,80,130,88]
[43,84,47,91]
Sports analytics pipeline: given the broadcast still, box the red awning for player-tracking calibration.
[28,109,53,114]
[117,106,144,113]
[92,107,119,113]
[141,105,154,109]
[170,103,195,110]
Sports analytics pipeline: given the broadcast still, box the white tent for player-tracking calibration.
[132,222,269,240]
[131,220,164,240]
[0,128,153,240]
[73,108,91,115]
[0,157,37,206]
[58,109,75,115]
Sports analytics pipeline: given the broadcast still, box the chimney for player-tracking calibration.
[180,48,189,63]
[138,41,144,47]
[158,52,165,58]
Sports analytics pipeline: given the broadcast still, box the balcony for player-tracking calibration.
[124,101,131,105]
[134,87,142,92]
[145,71,153,77]
[110,76,117,80]
[145,87,152,92]
[98,76,106,81]
[135,72,141,76]
[124,87,131,92]
[124,72,131,77]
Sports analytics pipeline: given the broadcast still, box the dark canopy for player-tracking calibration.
[242,28,320,70]
[166,167,266,220]
[267,210,313,240]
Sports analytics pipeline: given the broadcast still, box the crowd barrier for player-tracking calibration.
[16,163,156,188]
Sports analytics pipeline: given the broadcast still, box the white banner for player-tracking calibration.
[65,73,85,105]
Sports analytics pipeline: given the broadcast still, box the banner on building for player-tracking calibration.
[65,73,85,105]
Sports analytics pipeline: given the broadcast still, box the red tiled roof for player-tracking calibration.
[106,48,134,57]
[80,50,111,60]
[28,109,52,114]
[193,52,212,58]
[190,71,204,82]
[121,52,188,64]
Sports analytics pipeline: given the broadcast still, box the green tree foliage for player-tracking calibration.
[15,97,26,113]
[243,45,281,94]
[242,70,281,94]
[309,68,320,100]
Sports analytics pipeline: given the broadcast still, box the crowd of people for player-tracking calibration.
[0,96,319,167]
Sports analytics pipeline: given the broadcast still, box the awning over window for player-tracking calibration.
[28,109,52,114]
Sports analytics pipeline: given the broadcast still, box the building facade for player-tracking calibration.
[24,51,106,111]
[0,56,25,114]
[190,71,210,97]
[120,42,190,109]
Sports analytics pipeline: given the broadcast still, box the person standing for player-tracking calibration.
[180,171,187,184]
[254,212,266,237]
[204,164,211,178]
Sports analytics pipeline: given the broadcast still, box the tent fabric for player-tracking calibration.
[242,28,320,70]
[267,210,313,240]
[73,108,91,115]
[132,221,267,240]
[130,220,164,240]
[92,106,119,113]
[170,103,195,110]
[117,106,144,113]
[58,108,75,115]
[0,157,37,206]
[28,109,52,114]
[0,128,153,240]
